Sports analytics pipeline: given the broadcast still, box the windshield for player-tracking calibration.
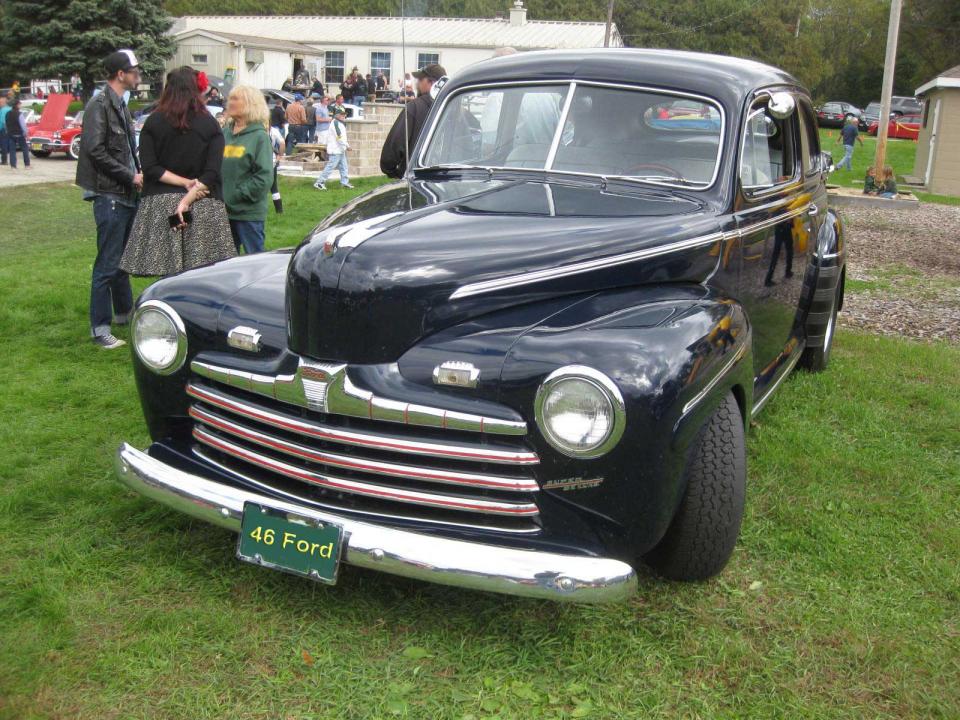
[420,82,724,188]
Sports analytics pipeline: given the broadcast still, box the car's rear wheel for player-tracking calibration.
[69,136,81,160]
[30,150,51,158]
[644,392,746,581]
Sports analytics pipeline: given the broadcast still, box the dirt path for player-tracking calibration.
[837,203,960,343]
[0,154,77,188]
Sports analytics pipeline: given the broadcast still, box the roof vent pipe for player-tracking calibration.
[510,1,527,26]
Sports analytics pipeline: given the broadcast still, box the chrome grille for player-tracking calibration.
[187,379,541,531]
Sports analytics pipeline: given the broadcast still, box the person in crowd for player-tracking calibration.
[206,85,221,105]
[340,70,357,105]
[835,115,863,171]
[281,77,294,93]
[285,93,308,153]
[269,99,286,134]
[401,72,415,101]
[376,72,387,92]
[313,106,353,191]
[120,67,234,277]
[269,123,285,214]
[221,85,273,254]
[75,49,143,349]
[354,73,367,107]
[332,94,347,115]
[863,165,878,194]
[365,74,375,101]
[305,97,317,142]
[310,77,324,99]
[5,98,30,169]
[215,112,226,128]
[0,94,10,166]
[315,95,331,143]
[877,166,898,199]
[379,63,447,178]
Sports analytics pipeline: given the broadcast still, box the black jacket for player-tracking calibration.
[379,93,434,179]
[139,110,224,200]
[75,87,140,198]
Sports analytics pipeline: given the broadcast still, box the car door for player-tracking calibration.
[735,93,814,398]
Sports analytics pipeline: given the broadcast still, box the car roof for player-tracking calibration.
[448,49,804,112]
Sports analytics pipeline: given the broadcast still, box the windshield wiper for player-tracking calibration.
[605,174,707,188]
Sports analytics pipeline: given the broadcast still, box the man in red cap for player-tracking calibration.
[379,63,447,178]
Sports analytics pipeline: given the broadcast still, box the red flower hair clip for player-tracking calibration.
[196,71,209,93]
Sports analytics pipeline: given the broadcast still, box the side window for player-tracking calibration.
[739,101,799,192]
[798,101,820,176]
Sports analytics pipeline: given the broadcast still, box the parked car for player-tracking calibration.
[134,102,223,148]
[27,93,82,159]
[868,113,921,139]
[263,88,364,120]
[116,49,845,603]
[815,101,864,128]
[863,101,883,126]
[889,95,922,117]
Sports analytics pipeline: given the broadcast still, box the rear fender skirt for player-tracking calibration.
[804,208,845,348]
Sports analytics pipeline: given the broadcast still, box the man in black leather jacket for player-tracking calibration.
[379,64,447,179]
[75,50,143,349]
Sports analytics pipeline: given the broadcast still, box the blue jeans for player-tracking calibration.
[0,130,7,164]
[230,220,265,254]
[90,195,136,337]
[7,135,29,167]
[352,95,364,107]
[838,143,855,171]
[316,153,349,185]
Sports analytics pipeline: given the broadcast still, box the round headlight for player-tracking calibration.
[534,366,625,458]
[132,300,187,374]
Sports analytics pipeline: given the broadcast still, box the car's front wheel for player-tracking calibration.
[644,392,746,581]
[69,136,81,160]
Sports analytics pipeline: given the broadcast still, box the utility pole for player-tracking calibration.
[604,0,615,47]
[874,0,903,176]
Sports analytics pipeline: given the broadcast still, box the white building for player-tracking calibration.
[168,2,621,91]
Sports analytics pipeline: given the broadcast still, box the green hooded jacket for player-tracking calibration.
[222,122,273,221]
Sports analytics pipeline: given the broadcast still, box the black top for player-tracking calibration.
[379,93,434,179]
[138,109,224,200]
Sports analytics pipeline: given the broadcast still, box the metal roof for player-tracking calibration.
[169,15,619,50]
[915,64,960,96]
[176,29,320,54]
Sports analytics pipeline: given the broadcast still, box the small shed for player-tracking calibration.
[914,65,960,196]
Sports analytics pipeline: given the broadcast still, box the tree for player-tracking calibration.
[0,0,176,98]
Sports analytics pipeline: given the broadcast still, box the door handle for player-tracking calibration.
[807,203,819,216]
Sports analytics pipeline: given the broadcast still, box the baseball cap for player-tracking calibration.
[294,93,304,101]
[413,64,446,81]
[104,49,139,74]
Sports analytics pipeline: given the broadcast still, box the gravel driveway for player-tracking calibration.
[837,202,960,343]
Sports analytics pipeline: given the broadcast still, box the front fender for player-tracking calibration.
[498,285,752,557]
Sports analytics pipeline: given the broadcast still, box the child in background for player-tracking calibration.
[877,166,897,199]
[313,107,353,191]
[863,166,878,194]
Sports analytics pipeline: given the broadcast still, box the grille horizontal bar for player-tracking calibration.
[186,383,540,466]
[192,426,540,517]
[189,405,539,492]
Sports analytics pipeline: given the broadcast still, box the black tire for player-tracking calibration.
[800,272,843,372]
[644,393,746,581]
[31,150,51,158]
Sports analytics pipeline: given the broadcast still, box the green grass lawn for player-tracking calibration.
[1,182,958,719]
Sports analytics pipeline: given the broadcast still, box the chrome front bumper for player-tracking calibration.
[115,443,638,603]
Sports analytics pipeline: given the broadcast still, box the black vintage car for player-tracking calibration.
[116,50,845,603]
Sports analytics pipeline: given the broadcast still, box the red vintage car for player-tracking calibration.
[868,113,921,140]
[28,93,83,160]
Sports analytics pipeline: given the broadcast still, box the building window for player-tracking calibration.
[191,54,208,64]
[325,51,345,85]
[370,52,392,84]
[417,52,440,70]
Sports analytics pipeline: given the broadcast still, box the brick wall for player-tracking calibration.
[345,103,404,177]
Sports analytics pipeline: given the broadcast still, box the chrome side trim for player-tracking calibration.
[116,443,637,602]
[192,428,540,517]
[193,447,540,534]
[186,383,540,466]
[752,346,804,416]
[189,405,539,492]
[450,231,724,300]
[682,344,748,415]
[191,359,527,436]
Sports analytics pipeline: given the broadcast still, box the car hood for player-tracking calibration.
[36,93,71,131]
[287,177,723,364]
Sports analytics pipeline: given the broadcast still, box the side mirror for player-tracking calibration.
[767,92,796,120]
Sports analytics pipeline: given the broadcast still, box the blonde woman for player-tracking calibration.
[222,85,274,253]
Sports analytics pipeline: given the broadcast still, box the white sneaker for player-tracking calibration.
[93,333,126,349]
[342,182,355,189]
[313,182,326,190]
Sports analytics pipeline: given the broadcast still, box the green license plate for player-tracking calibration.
[237,502,343,584]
